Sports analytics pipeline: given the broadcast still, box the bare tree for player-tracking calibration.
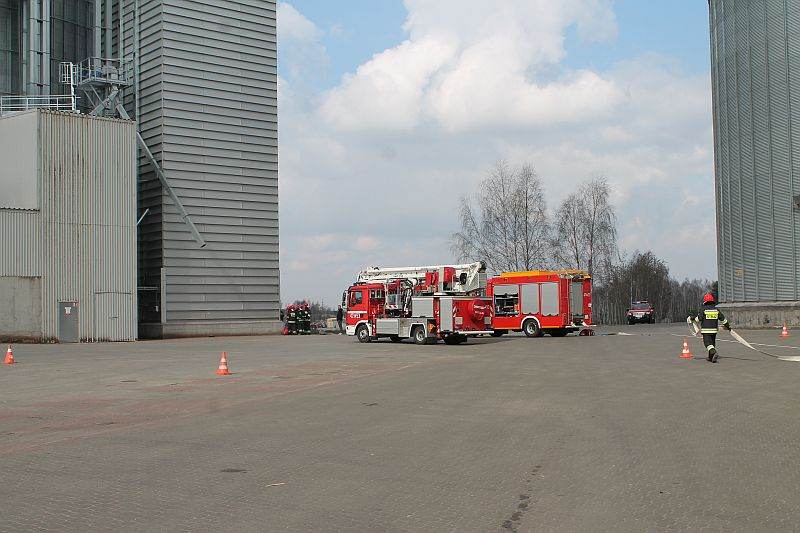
[452,161,550,272]
[552,177,617,281]
[552,191,584,271]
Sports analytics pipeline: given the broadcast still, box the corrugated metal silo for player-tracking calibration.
[709,0,800,325]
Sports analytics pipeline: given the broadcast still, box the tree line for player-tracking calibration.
[592,252,715,324]
[452,161,714,324]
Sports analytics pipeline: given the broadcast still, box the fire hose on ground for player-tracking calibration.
[685,317,800,362]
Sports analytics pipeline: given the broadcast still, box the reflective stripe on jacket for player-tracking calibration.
[696,304,728,334]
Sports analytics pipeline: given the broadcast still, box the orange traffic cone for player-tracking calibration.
[216,351,231,375]
[680,339,693,359]
[781,324,789,338]
[4,345,15,365]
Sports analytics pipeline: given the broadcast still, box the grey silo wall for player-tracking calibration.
[709,0,800,304]
[120,0,167,321]
[123,0,279,330]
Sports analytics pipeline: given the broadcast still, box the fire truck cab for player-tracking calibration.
[344,262,493,345]
[488,270,592,337]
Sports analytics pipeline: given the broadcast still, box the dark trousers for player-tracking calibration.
[337,319,343,333]
[702,333,717,353]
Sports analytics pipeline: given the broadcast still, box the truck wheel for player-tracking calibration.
[523,319,542,338]
[389,335,401,343]
[414,326,428,345]
[356,324,371,343]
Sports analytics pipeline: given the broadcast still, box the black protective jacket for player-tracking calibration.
[695,302,729,334]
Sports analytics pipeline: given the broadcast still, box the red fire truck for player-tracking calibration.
[344,262,493,344]
[488,270,593,337]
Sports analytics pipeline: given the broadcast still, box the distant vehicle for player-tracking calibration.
[627,301,655,324]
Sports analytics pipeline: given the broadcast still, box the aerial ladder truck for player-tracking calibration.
[344,262,493,345]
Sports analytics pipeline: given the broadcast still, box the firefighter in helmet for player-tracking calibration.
[297,302,311,334]
[694,292,731,363]
[286,304,298,335]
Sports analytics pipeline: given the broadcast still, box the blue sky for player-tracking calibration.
[280,1,711,89]
[279,1,408,89]
[565,1,711,73]
[278,1,716,305]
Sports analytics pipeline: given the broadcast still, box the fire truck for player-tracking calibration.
[344,262,493,344]
[488,270,593,337]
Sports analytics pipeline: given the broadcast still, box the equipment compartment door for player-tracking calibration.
[540,283,559,316]
[58,301,79,343]
[375,319,400,335]
[439,297,454,332]
[521,283,540,314]
[569,281,583,316]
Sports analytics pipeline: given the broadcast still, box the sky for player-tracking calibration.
[277,0,716,307]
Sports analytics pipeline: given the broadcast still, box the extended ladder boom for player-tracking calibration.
[357,261,486,293]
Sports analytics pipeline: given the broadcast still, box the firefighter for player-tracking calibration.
[297,302,312,334]
[286,304,297,335]
[337,305,344,334]
[694,292,731,363]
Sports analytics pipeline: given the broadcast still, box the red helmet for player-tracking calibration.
[703,292,715,304]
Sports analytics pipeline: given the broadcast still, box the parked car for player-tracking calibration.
[627,301,655,324]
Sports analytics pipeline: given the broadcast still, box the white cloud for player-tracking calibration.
[320,0,621,133]
[278,2,323,42]
[320,36,457,131]
[277,3,328,86]
[428,68,621,132]
[302,234,338,250]
[354,236,381,251]
[279,3,716,304]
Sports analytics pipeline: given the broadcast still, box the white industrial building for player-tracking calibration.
[0,109,137,341]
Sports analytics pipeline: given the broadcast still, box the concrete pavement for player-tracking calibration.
[2,325,800,532]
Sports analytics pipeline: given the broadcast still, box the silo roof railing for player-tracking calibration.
[0,95,78,116]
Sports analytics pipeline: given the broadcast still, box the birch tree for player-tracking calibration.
[452,161,550,272]
[552,177,618,281]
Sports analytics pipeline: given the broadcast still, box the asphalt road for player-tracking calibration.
[2,324,800,532]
